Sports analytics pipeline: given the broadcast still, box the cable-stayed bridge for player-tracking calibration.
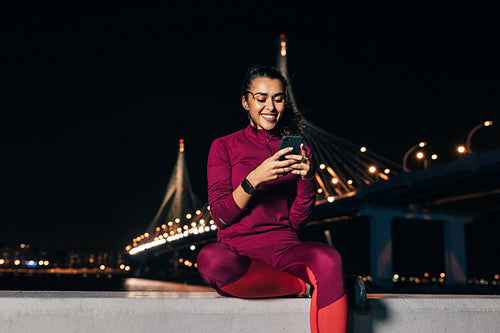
[125,35,500,288]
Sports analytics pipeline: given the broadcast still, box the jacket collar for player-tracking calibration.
[244,124,281,140]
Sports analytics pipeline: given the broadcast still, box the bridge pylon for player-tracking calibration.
[126,139,212,256]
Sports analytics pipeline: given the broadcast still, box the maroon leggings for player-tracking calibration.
[197,241,344,309]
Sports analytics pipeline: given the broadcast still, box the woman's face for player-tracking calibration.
[242,77,285,131]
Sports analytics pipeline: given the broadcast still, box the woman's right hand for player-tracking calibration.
[246,147,298,187]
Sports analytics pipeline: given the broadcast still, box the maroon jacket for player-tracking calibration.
[207,124,316,251]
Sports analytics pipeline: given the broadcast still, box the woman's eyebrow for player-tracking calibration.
[254,92,285,97]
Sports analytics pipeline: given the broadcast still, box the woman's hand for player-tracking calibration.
[285,144,315,179]
[246,147,298,187]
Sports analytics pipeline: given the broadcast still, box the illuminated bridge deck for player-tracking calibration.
[0,291,499,332]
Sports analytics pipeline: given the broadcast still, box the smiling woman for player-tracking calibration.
[195,64,361,333]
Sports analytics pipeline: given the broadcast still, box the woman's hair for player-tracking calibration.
[241,64,305,137]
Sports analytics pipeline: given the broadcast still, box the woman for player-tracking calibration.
[197,65,350,332]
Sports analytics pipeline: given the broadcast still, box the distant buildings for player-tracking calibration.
[0,243,129,271]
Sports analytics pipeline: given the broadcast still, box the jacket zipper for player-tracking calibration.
[266,131,272,157]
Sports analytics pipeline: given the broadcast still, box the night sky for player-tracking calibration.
[2,3,499,251]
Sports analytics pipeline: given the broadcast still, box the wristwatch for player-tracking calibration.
[241,177,257,194]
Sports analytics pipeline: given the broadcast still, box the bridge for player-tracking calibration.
[124,35,499,290]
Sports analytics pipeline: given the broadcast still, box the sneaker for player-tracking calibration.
[346,276,367,311]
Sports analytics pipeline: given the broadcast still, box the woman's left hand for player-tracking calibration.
[285,144,315,179]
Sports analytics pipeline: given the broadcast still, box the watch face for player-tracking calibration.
[242,178,256,194]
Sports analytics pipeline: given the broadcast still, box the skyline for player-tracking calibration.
[2,3,499,251]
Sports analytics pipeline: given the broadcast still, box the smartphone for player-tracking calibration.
[279,135,303,160]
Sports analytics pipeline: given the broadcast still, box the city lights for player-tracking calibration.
[25,260,37,268]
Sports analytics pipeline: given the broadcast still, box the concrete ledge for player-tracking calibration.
[0,291,309,333]
[351,294,500,333]
[0,291,499,332]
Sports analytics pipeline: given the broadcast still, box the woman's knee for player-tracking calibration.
[299,244,344,285]
[323,247,342,269]
[303,242,343,270]
[197,243,223,269]
[197,243,230,277]
[197,242,251,287]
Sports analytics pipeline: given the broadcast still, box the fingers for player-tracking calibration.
[286,144,307,162]
[273,147,294,160]
[290,167,313,179]
[290,169,306,177]
[285,154,308,163]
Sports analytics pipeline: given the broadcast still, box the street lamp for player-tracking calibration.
[403,141,427,172]
[466,120,493,154]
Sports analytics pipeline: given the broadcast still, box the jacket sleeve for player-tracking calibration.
[207,139,246,229]
[289,146,317,230]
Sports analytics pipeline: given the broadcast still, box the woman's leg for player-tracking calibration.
[276,242,347,333]
[197,242,306,298]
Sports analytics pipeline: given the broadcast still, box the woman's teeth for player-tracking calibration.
[261,114,276,121]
